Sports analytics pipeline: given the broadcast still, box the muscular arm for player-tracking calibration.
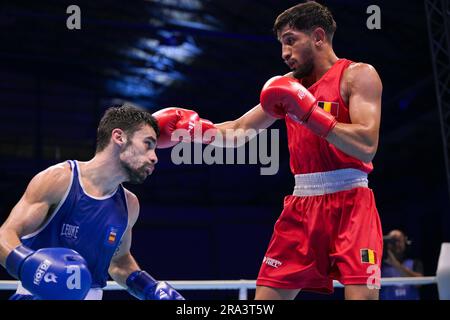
[326,63,382,163]
[213,104,277,147]
[0,163,69,266]
[108,190,140,288]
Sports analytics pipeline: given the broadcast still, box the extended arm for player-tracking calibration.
[213,105,277,147]
[153,105,276,149]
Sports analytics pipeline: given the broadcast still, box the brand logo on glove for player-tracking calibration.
[44,272,58,284]
[188,120,196,133]
[33,259,53,285]
[297,89,306,100]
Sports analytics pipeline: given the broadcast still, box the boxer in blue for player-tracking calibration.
[0,104,184,300]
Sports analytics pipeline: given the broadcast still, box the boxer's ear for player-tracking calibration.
[112,128,126,146]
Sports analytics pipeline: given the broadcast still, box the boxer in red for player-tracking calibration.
[153,1,383,300]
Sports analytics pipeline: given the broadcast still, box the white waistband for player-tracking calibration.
[293,168,368,196]
[16,282,103,300]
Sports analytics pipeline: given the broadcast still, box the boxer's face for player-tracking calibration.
[278,26,315,80]
[119,125,158,184]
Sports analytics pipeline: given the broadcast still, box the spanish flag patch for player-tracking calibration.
[105,226,119,246]
[318,101,339,117]
[108,229,117,244]
[360,248,377,264]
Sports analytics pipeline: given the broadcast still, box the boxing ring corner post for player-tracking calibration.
[437,242,450,300]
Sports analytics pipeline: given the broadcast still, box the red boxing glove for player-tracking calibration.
[152,107,217,148]
[260,76,337,138]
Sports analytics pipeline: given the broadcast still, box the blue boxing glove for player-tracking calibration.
[6,245,92,300]
[126,270,184,300]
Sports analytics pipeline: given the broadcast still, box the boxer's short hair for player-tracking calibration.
[273,2,337,42]
[96,103,159,153]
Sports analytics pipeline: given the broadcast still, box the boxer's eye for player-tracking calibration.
[146,141,156,149]
[285,37,294,45]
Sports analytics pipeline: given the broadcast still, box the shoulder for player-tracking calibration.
[39,161,72,191]
[43,161,72,178]
[26,161,72,204]
[343,62,382,97]
[344,62,379,80]
[344,62,382,86]
[123,188,140,226]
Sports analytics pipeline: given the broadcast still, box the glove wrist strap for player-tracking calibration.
[126,270,157,300]
[305,105,337,138]
[5,244,35,280]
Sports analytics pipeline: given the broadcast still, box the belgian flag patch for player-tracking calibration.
[360,248,377,264]
[318,101,339,117]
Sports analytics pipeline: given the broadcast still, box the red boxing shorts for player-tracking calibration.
[257,169,383,294]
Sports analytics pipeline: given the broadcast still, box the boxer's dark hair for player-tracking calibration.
[96,103,159,153]
[273,1,337,42]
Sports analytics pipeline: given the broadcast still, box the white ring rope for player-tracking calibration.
[0,277,440,300]
[0,276,440,291]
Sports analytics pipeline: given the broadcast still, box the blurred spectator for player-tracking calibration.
[380,229,424,300]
